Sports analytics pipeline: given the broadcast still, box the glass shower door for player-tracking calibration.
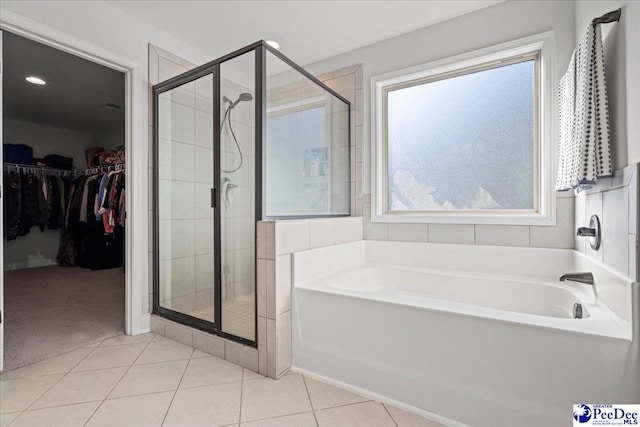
[219,52,256,342]
[156,72,216,325]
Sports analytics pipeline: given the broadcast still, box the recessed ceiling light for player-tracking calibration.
[265,40,280,50]
[26,76,46,85]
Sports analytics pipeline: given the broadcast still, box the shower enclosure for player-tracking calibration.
[153,41,350,346]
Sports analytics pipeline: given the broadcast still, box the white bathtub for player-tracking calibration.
[292,241,639,427]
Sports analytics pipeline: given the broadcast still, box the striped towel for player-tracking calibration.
[556,23,612,191]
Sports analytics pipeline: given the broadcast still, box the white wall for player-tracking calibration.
[574,0,640,169]
[3,118,95,270]
[4,118,93,169]
[301,0,576,195]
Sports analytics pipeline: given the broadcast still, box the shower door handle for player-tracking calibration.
[211,188,217,208]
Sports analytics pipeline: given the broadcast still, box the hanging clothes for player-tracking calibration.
[59,167,126,270]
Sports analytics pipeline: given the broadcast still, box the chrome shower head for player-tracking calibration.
[225,93,253,109]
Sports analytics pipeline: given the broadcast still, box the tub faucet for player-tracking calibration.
[559,272,594,285]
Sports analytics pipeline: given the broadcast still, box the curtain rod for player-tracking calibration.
[592,8,621,26]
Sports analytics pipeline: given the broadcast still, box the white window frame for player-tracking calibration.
[371,31,556,225]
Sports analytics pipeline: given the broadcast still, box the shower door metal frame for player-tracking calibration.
[152,41,351,348]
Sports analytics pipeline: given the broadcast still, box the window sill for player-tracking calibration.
[371,210,556,226]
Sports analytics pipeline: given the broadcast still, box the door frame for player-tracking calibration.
[0,10,148,360]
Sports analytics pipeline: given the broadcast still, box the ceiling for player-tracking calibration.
[108,0,502,67]
[3,31,125,134]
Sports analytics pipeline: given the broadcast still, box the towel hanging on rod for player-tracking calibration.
[556,9,621,191]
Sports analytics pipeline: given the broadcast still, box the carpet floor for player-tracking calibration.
[3,266,125,372]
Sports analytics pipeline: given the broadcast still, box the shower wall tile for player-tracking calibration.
[585,192,603,261]
[158,98,195,145]
[265,260,276,320]
[276,311,292,376]
[388,223,428,243]
[195,109,214,149]
[362,201,388,241]
[428,224,475,245]
[165,321,193,347]
[194,146,213,184]
[193,330,225,360]
[573,164,638,280]
[334,217,363,244]
[310,219,336,249]
[531,197,574,249]
[574,194,587,253]
[158,219,194,260]
[225,341,259,373]
[257,316,267,376]
[475,225,530,247]
[195,75,213,113]
[275,254,292,316]
[195,255,215,293]
[275,220,310,255]
[257,259,267,318]
[195,288,214,311]
[603,187,629,275]
[150,315,165,336]
[158,139,194,181]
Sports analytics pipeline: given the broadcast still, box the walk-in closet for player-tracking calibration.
[2,31,126,371]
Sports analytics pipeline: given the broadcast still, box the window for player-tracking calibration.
[372,32,555,225]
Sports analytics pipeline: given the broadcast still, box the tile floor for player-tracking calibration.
[0,333,444,426]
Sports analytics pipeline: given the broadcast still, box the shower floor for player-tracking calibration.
[189,292,255,341]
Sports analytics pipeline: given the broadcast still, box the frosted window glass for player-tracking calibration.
[387,60,535,211]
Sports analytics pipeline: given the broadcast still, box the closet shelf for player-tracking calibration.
[3,163,78,177]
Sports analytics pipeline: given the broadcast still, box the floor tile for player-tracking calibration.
[241,412,316,426]
[0,375,62,414]
[191,349,210,359]
[86,391,174,427]
[243,369,265,381]
[100,333,156,346]
[304,376,369,410]
[72,343,147,372]
[163,382,241,427]
[1,348,92,380]
[30,367,127,409]
[385,405,445,427]
[9,402,100,427]
[241,374,312,422]
[315,401,396,427]
[135,340,193,365]
[180,356,242,389]
[0,412,21,427]
[109,360,188,398]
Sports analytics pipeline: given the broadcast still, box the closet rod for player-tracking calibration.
[85,162,125,175]
[3,163,78,176]
[592,8,621,26]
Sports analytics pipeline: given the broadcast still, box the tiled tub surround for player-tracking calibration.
[292,240,638,427]
[363,192,576,248]
[574,163,640,281]
[257,217,363,379]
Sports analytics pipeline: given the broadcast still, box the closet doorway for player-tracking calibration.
[1,31,127,372]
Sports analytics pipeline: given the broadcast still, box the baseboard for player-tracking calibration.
[290,366,468,427]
